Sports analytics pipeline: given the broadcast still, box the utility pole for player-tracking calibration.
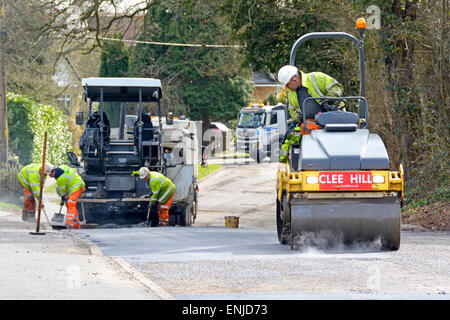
[0,0,7,163]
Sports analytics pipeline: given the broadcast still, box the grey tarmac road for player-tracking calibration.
[73,162,450,300]
[0,188,163,299]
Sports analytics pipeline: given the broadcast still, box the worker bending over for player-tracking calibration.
[18,163,54,222]
[49,165,85,229]
[277,65,344,162]
[139,167,176,227]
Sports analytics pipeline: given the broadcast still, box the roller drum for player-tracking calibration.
[290,196,401,250]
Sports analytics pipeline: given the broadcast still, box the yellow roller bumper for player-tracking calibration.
[276,163,404,201]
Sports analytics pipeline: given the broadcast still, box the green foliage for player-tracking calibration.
[0,201,21,211]
[128,0,254,125]
[404,186,450,210]
[99,33,129,78]
[6,93,34,164]
[360,0,449,203]
[198,163,223,180]
[98,32,130,127]
[30,102,72,166]
[264,94,277,106]
[221,0,359,96]
[184,75,253,124]
[222,0,449,205]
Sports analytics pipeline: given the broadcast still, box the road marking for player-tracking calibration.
[110,256,174,300]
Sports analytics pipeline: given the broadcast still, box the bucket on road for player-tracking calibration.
[225,216,239,228]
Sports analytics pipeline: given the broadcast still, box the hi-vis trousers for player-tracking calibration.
[22,188,36,212]
[66,187,85,229]
[158,193,174,226]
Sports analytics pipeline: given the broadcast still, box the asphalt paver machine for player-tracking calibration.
[276,23,404,250]
[54,77,199,227]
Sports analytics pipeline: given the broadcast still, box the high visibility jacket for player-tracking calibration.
[277,70,343,121]
[280,126,302,163]
[55,165,85,197]
[18,163,46,197]
[148,171,176,204]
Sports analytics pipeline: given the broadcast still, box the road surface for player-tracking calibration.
[72,161,450,300]
[0,209,162,299]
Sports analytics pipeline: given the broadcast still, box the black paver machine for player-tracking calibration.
[52,78,199,228]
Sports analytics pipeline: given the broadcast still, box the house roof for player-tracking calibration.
[253,72,280,86]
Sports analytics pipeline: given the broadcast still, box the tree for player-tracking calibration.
[98,32,129,127]
[30,101,72,166]
[37,0,156,55]
[221,0,360,96]
[5,93,71,165]
[6,93,34,164]
[353,0,449,203]
[1,0,76,163]
[129,0,253,131]
[5,0,62,102]
[222,0,449,204]
[99,32,129,77]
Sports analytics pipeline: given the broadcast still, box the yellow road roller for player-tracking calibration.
[275,22,404,250]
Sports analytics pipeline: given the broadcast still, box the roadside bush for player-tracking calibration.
[6,93,34,165]
[30,102,73,166]
[6,93,72,166]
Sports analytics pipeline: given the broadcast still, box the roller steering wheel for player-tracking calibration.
[320,98,348,112]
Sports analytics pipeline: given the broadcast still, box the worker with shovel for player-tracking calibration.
[18,163,54,222]
[49,165,85,229]
[138,167,176,227]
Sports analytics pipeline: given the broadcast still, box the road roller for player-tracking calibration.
[275,22,404,250]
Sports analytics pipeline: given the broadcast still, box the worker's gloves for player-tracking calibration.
[321,102,338,112]
[320,99,346,112]
[60,196,66,206]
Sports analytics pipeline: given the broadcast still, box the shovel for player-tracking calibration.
[41,207,52,227]
[50,201,66,230]
[137,203,152,227]
[144,203,152,226]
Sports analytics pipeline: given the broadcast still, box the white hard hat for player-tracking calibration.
[278,65,298,86]
[43,163,54,175]
[139,167,150,179]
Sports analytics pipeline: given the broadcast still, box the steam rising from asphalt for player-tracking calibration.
[291,229,383,253]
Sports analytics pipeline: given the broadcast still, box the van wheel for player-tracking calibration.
[270,137,282,163]
[270,149,280,163]
[177,204,193,226]
[251,150,263,163]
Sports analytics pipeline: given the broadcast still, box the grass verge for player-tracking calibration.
[211,151,249,158]
[198,164,223,180]
[44,183,57,193]
[0,200,21,211]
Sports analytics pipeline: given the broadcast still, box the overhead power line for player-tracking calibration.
[87,35,242,48]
